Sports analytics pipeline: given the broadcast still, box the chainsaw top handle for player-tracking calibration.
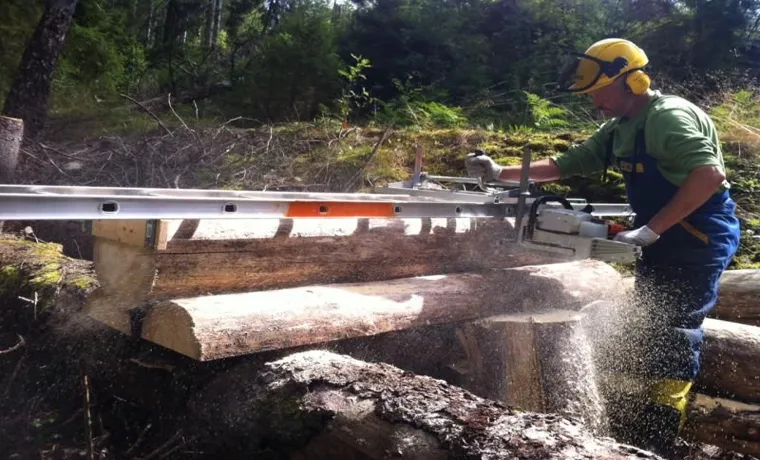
[525,195,575,240]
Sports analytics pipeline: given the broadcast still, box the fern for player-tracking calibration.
[524,91,570,130]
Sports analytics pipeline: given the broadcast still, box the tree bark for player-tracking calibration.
[2,0,79,139]
[712,269,760,327]
[0,116,23,184]
[696,318,760,404]
[684,393,760,456]
[212,0,223,47]
[188,350,663,459]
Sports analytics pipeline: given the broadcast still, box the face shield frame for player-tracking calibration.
[556,52,631,93]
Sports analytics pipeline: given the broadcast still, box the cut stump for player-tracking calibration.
[454,310,609,435]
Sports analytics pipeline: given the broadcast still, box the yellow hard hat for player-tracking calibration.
[556,38,650,95]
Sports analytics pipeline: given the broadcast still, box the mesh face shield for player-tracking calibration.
[556,52,630,93]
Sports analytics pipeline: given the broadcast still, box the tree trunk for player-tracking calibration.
[162,0,181,46]
[204,0,214,49]
[187,350,663,459]
[0,116,23,184]
[212,0,223,47]
[146,0,155,47]
[2,0,79,139]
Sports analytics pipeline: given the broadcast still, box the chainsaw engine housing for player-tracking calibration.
[521,207,641,263]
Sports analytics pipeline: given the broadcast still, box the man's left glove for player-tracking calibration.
[613,225,660,247]
[465,151,503,183]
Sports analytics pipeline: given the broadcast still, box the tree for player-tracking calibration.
[2,0,79,138]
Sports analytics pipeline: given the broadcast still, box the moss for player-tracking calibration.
[32,243,64,261]
[29,263,63,289]
[0,265,21,296]
[72,275,97,290]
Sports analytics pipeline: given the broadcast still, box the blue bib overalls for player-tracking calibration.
[620,129,740,382]
[605,128,741,452]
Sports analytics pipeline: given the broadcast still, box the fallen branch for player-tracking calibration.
[138,429,183,460]
[342,126,393,192]
[119,93,173,137]
[0,334,25,355]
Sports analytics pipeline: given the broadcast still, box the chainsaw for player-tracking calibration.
[517,195,641,263]
[377,147,642,264]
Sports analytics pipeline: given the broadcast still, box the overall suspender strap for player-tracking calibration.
[602,129,614,183]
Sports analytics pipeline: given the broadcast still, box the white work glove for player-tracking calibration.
[465,151,503,183]
[613,225,660,247]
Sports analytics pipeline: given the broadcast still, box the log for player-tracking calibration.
[85,217,562,334]
[622,269,760,327]
[0,115,23,184]
[453,310,609,435]
[696,318,760,404]
[0,234,102,417]
[0,234,97,319]
[684,393,760,456]
[188,350,662,459]
[712,269,760,327]
[132,259,622,360]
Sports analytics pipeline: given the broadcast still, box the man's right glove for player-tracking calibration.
[465,151,503,183]
[613,225,660,247]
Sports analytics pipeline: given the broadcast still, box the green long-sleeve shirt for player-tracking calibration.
[551,91,730,191]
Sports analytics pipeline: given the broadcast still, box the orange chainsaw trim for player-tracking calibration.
[286,201,396,218]
[608,222,628,236]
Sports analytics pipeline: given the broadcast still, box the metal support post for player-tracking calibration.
[514,146,532,242]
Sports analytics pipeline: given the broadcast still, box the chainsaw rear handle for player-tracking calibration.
[525,195,575,240]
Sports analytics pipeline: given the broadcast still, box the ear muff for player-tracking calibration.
[625,69,651,95]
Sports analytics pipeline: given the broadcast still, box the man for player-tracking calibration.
[465,38,740,452]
